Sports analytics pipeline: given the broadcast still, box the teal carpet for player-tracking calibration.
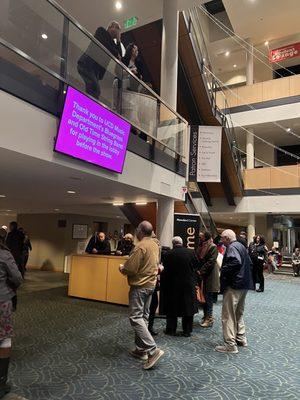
[10,273,300,399]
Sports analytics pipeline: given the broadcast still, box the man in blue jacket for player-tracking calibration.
[215,229,254,354]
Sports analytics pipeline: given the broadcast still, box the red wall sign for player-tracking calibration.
[269,42,300,63]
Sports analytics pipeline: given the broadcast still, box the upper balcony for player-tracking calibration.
[216,74,300,110]
[0,0,188,175]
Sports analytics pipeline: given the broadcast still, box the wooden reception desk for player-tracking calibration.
[68,254,130,305]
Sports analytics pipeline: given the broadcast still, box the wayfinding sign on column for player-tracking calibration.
[174,213,200,250]
[188,125,222,182]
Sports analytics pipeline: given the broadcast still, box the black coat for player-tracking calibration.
[220,241,254,293]
[6,229,24,266]
[85,236,111,255]
[160,247,198,317]
[197,244,220,293]
[78,27,122,80]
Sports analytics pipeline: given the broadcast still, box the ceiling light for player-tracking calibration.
[115,1,122,9]
[6,210,12,212]
[203,57,206,62]
[113,202,124,206]
[264,41,269,46]
[54,208,60,211]
[67,190,76,194]
[225,51,230,57]
[233,64,237,68]
[0,195,6,198]
[286,128,291,132]
[41,33,48,40]
[136,202,147,206]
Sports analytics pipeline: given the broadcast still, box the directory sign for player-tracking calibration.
[55,86,131,173]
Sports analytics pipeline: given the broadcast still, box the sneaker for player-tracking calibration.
[215,345,238,354]
[236,339,248,347]
[130,349,148,361]
[200,317,214,328]
[143,348,164,370]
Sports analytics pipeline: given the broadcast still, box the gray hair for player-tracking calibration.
[221,229,236,242]
[172,236,183,247]
[137,221,153,237]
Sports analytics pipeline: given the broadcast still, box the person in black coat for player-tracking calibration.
[160,236,198,337]
[115,234,134,256]
[85,232,111,255]
[248,235,268,292]
[5,222,24,276]
[215,229,254,354]
[77,21,122,99]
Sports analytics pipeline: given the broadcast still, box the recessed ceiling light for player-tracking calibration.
[67,190,76,194]
[113,202,124,206]
[41,33,48,40]
[115,1,122,9]
[6,210,12,212]
[0,195,6,198]
[233,64,237,68]
[225,51,230,57]
[203,57,206,62]
[136,202,147,206]
[264,41,269,46]
[54,208,60,211]
[286,128,291,132]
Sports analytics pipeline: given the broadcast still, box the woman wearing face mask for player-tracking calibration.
[196,231,220,328]
[250,235,268,292]
[116,234,135,256]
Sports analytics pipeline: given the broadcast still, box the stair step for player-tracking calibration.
[273,270,294,276]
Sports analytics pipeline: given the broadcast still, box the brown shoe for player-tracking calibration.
[130,349,148,361]
[143,348,164,370]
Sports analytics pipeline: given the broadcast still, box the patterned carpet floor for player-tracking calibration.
[8,272,300,400]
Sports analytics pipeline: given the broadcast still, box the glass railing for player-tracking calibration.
[0,0,187,159]
[183,7,244,189]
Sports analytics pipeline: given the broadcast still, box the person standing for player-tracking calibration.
[196,231,220,328]
[215,229,254,354]
[160,237,198,337]
[0,228,23,398]
[5,222,24,276]
[119,221,164,370]
[77,21,122,99]
[85,232,111,255]
[115,234,135,256]
[292,248,300,277]
[250,235,268,292]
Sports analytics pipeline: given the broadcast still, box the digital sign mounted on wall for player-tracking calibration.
[54,86,131,173]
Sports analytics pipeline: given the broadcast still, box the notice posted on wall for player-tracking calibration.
[54,86,131,173]
[197,126,222,182]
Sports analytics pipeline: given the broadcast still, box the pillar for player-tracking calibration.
[160,0,179,110]
[266,214,274,248]
[248,213,255,245]
[157,198,174,248]
[246,41,254,85]
[246,128,255,169]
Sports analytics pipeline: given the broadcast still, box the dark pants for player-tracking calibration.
[256,261,265,291]
[77,64,101,99]
[166,316,194,335]
[148,287,158,330]
[203,292,214,318]
[293,263,300,276]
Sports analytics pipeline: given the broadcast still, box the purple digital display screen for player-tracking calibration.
[55,86,131,173]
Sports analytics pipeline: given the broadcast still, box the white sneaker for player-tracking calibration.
[215,345,238,354]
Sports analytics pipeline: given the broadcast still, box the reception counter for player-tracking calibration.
[68,254,130,305]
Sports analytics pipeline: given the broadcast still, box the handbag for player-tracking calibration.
[196,281,206,304]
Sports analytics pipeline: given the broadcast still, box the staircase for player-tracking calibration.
[274,254,294,276]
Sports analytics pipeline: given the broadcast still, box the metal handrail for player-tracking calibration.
[47,0,187,124]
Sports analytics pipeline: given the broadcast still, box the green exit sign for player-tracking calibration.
[124,16,138,29]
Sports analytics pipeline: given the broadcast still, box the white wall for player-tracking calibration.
[0,90,186,200]
[18,213,127,271]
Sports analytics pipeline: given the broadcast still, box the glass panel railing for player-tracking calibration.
[0,0,188,159]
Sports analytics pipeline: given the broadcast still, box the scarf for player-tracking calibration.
[197,238,213,260]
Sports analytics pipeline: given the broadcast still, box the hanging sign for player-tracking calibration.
[269,42,300,63]
[188,125,222,182]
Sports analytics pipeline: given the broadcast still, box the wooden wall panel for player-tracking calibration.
[289,74,300,96]
[270,165,299,188]
[244,168,271,189]
[262,77,290,101]
[237,83,263,105]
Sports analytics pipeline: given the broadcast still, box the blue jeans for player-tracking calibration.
[203,292,214,318]
[128,287,157,354]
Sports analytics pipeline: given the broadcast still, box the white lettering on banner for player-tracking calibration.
[197,126,222,182]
